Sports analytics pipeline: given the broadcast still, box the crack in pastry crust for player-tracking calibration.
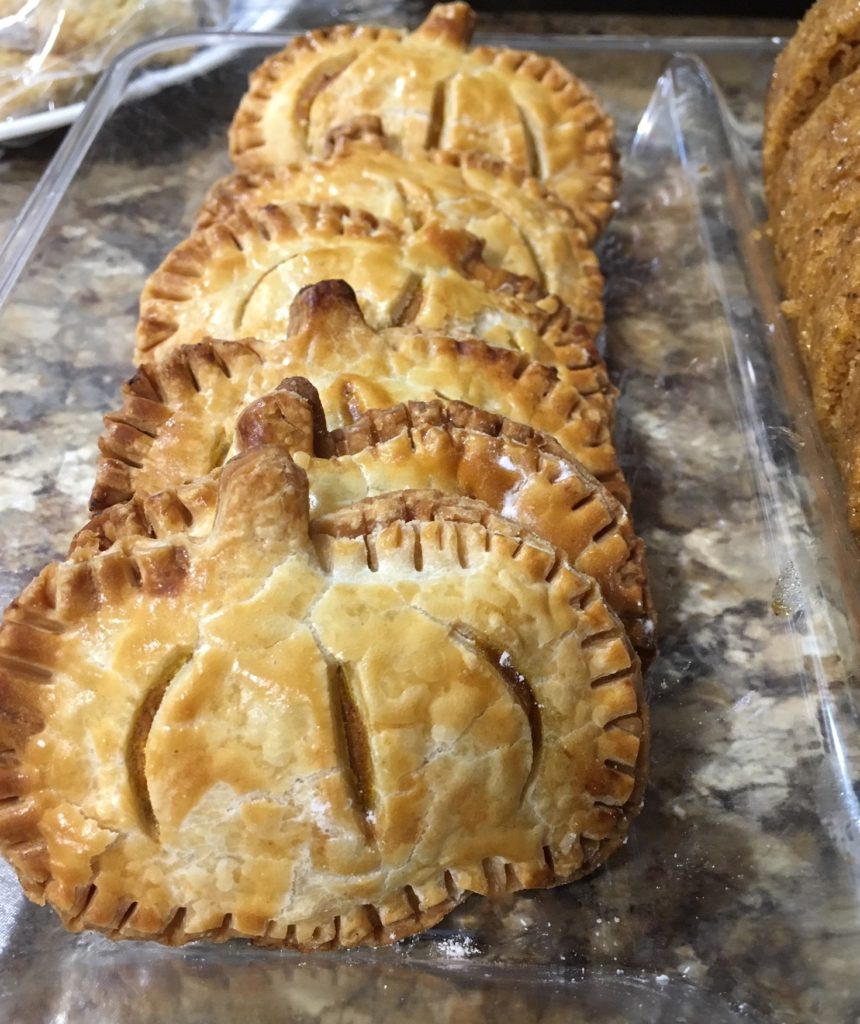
[0,446,647,948]
[228,2,618,241]
[108,280,627,515]
[136,198,606,374]
[200,120,603,321]
[85,372,651,657]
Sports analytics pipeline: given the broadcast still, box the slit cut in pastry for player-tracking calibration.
[201,118,600,314]
[0,445,647,948]
[84,377,653,657]
[136,200,605,373]
[763,0,860,184]
[228,2,618,241]
[109,280,627,509]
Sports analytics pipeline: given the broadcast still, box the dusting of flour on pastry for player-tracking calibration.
[308,795,335,835]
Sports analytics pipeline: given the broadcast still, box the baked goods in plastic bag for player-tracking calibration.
[0,0,226,122]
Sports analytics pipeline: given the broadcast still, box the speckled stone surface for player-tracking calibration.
[1,12,859,1024]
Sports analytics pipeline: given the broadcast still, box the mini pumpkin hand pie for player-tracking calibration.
[0,445,647,948]
[201,120,600,314]
[136,200,604,368]
[85,377,652,656]
[228,3,617,241]
[112,280,625,508]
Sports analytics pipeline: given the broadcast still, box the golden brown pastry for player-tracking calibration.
[228,3,617,241]
[200,120,600,315]
[769,66,860,293]
[764,0,860,183]
[766,62,860,533]
[86,377,652,656]
[769,70,860,435]
[137,201,604,373]
[0,444,647,947]
[113,280,626,507]
[828,358,860,532]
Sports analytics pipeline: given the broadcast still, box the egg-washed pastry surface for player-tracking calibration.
[113,280,626,508]
[0,445,646,948]
[228,2,617,241]
[87,376,651,656]
[201,120,598,312]
[136,201,604,370]
[136,197,606,366]
[763,0,860,184]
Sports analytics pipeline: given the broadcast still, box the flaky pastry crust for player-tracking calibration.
[228,3,617,240]
[136,200,604,370]
[201,119,603,318]
[84,377,652,657]
[0,445,647,948]
[113,280,626,509]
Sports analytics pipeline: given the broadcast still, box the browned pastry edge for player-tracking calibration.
[204,115,605,315]
[0,451,648,949]
[196,130,608,384]
[135,200,402,359]
[109,279,629,518]
[227,3,617,241]
[461,42,618,240]
[138,192,605,371]
[81,374,653,658]
[91,336,626,507]
[227,20,408,165]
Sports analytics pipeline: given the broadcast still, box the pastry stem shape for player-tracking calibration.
[0,446,647,948]
[136,200,605,369]
[228,2,618,241]
[201,119,602,321]
[88,375,652,659]
[108,279,627,511]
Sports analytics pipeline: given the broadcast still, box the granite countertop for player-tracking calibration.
[3,10,858,1024]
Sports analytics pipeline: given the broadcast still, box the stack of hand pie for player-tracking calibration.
[0,3,650,950]
[765,0,860,536]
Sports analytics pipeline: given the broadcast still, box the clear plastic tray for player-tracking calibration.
[0,16,858,1024]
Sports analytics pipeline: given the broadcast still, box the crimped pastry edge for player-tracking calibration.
[227,2,617,240]
[85,375,652,655]
[0,455,647,949]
